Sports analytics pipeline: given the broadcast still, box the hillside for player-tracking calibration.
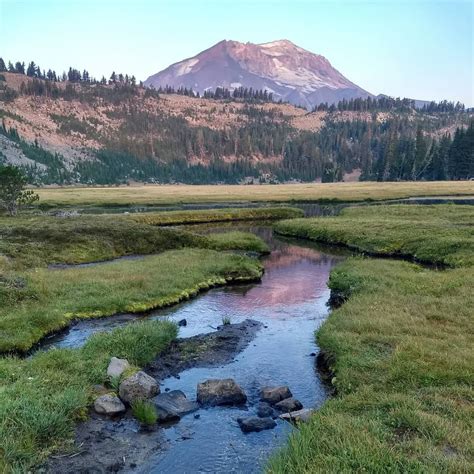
[144,39,371,108]
[0,71,472,184]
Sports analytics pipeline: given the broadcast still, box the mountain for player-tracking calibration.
[144,39,372,109]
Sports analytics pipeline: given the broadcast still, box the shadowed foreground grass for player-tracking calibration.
[35,181,474,207]
[0,320,177,472]
[269,205,474,472]
[0,214,269,269]
[275,204,474,266]
[0,249,263,353]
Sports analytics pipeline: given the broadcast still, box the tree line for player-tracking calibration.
[313,96,466,113]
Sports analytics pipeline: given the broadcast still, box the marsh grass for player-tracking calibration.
[268,205,474,472]
[0,249,263,353]
[0,320,177,472]
[275,204,474,266]
[0,214,270,269]
[34,181,474,208]
[130,207,303,226]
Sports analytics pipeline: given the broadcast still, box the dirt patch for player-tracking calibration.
[43,319,261,473]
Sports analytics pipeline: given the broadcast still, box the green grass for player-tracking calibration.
[0,214,269,269]
[275,204,474,266]
[0,319,177,472]
[0,249,263,353]
[269,205,474,473]
[130,206,303,226]
[132,400,158,425]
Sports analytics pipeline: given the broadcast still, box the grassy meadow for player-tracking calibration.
[1,190,473,472]
[269,204,474,472]
[35,181,474,207]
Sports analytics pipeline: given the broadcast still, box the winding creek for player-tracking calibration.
[40,225,349,472]
[36,198,474,472]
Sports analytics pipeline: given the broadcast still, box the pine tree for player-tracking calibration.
[0,58,6,72]
[412,126,428,179]
[26,61,37,77]
[15,61,25,74]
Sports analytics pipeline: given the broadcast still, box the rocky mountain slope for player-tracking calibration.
[144,40,371,109]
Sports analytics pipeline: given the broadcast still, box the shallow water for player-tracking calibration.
[142,235,344,473]
[39,227,346,472]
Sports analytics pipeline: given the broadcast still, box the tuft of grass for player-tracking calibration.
[34,182,474,208]
[268,205,474,473]
[275,204,474,266]
[205,231,270,254]
[131,400,158,425]
[107,375,121,392]
[0,320,177,472]
[0,249,263,353]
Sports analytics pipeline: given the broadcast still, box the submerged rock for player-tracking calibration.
[260,386,292,405]
[256,402,276,419]
[178,319,187,327]
[94,394,126,416]
[280,408,314,424]
[274,397,303,413]
[237,416,276,433]
[119,371,159,403]
[152,390,198,422]
[197,379,247,406]
[107,357,130,378]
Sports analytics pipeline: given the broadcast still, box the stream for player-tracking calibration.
[40,225,348,472]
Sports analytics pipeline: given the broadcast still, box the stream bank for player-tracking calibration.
[44,320,262,474]
[41,227,346,473]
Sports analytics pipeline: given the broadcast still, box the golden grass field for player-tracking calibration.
[35,181,474,207]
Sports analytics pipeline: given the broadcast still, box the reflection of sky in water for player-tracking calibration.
[138,241,343,474]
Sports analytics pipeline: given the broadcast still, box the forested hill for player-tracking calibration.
[0,69,472,184]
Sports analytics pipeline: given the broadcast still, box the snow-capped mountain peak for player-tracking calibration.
[144,39,371,108]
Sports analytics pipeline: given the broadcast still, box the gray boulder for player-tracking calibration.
[107,357,130,378]
[280,408,314,424]
[274,397,303,413]
[119,371,159,403]
[94,394,126,416]
[256,402,276,419]
[237,416,276,433]
[260,386,292,405]
[197,379,247,406]
[152,390,199,422]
